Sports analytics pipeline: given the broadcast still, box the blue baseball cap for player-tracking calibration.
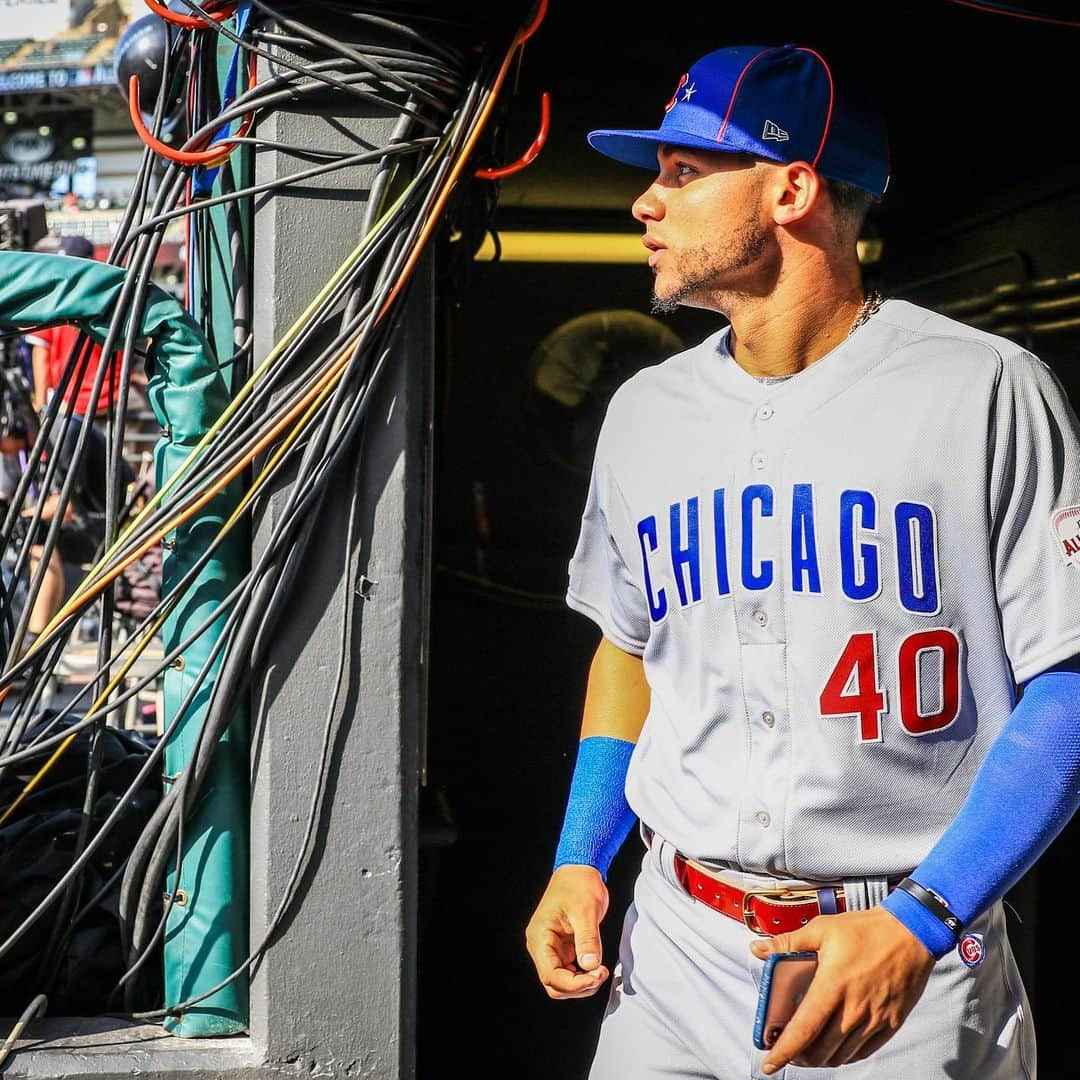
[588,43,890,200]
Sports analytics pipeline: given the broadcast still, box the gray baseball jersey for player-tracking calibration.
[567,298,1080,880]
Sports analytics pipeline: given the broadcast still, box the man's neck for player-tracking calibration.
[724,272,866,379]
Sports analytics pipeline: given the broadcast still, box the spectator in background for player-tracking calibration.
[0,415,65,652]
[26,234,122,419]
[24,235,138,568]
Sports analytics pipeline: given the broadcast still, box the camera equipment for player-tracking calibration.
[0,199,47,254]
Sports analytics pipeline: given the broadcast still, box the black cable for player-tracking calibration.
[0,0,502,1015]
[0,683,197,962]
[219,158,253,389]
[117,269,411,969]
[167,0,455,133]
[119,139,438,252]
[0,21,473,691]
[131,409,372,1019]
[0,217,174,694]
[114,319,405,960]
[0,993,47,1071]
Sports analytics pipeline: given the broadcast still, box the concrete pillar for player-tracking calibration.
[246,96,427,1075]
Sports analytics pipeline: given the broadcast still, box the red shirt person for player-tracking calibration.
[26,235,122,417]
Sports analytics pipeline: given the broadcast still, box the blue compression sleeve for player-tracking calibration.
[882,659,1080,958]
[553,736,638,881]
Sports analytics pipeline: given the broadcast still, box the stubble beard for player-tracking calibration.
[650,217,769,315]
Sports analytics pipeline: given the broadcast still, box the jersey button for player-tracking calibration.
[752,452,767,470]
[756,811,771,828]
[757,404,774,420]
[752,610,768,627]
[762,710,776,728]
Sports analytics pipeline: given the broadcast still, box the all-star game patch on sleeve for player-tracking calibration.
[989,350,1080,684]
[567,422,650,657]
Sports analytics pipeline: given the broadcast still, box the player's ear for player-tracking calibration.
[770,161,822,228]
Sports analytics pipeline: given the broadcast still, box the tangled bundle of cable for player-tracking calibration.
[0,0,537,1028]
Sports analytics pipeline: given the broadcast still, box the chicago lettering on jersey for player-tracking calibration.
[635,485,940,623]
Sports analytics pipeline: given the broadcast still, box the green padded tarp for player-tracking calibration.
[0,249,249,1034]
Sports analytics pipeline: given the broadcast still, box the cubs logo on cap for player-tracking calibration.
[664,74,689,113]
[958,932,985,968]
[587,43,890,200]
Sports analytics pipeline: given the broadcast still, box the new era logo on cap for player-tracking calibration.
[762,120,789,142]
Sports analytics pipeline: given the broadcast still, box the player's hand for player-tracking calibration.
[750,906,935,1074]
[525,864,610,1000]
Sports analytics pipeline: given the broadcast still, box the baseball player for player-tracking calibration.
[525,42,1080,1078]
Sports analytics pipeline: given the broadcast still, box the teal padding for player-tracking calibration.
[0,250,249,1033]
[164,49,254,1030]
[159,445,249,1035]
[0,250,227,442]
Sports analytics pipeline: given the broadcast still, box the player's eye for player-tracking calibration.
[675,162,697,178]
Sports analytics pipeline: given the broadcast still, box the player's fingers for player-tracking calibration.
[749,920,825,960]
[527,927,610,998]
[816,992,904,1068]
[760,983,841,1076]
[539,963,610,1000]
[528,922,577,964]
[791,1010,859,1068]
[525,904,581,969]
[526,926,570,977]
[567,913,604,972]
[842,1028,894,1062]
[824,1023,872,1068]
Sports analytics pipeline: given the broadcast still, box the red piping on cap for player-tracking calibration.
[665,73,689,114]
[795,46,835,168]
[715,48,773,145]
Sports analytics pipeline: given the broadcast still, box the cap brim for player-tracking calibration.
[587,129,666,169]
[588,127,766,170]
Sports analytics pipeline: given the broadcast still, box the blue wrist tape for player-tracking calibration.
[882,658,1080,959]
[553,736,638,881]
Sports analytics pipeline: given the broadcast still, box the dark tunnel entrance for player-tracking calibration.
[420,3,1080,1075]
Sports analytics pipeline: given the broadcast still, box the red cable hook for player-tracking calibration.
[143,0,236,29]
[128,73,254,167]
[475,91,550,180]
[474,2,551,181]
[517,0,548,45]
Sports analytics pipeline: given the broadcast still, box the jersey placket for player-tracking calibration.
[729,391,791,872]
[709,313,901,873]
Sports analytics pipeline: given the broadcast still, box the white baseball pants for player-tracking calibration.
[588,830,1035,1080]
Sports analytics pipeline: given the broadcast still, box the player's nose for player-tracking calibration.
[632,182,665,224]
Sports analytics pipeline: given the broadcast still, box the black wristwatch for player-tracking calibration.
[894,877,964,938]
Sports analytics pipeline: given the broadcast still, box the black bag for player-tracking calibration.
[0,720,160,1014]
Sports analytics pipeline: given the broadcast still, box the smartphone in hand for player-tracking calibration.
[753,951,819,1051]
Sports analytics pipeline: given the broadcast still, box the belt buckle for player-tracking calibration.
[741,887,797,935]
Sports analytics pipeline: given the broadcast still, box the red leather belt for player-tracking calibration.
[672,853,848,935]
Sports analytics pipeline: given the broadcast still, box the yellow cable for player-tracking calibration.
[0,36,524,810]
[33,152,443,645]
[0,370,338,824]
[110,162,430,533]
[0,733,77,828]
[0,602,176,828]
